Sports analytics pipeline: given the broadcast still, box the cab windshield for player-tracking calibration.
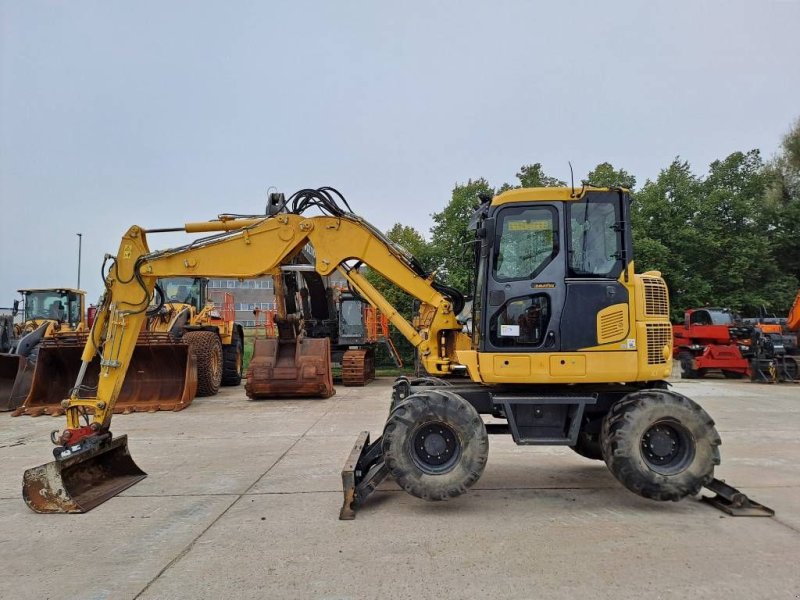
[160,277,202,311]
[23,290,81,324]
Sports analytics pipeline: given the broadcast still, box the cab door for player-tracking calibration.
[560,191,630,350]
[480,202,566,353]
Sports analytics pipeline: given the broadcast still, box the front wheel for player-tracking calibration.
[184,330,223,397]
[383,390,488,501]
[601,389,720,501]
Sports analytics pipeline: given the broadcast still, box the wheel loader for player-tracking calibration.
[2,288,197,415]
[149,276,245,395]
[22,186,763,517]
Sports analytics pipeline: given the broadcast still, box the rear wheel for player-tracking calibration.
[184,331,223,397]
[221,327,244,386]
[383,390,488,501]
[601,389,720,501]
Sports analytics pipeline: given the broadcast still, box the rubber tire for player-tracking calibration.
[383,390,488,501]
[570,430,603,460]
[221,327,244,386]
[678,351,701,379]
[390,376,452,413]
[601,389,720,501]
[184,331,223,397]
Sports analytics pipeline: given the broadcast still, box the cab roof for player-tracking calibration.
[491,186,627,206]
[18,288,85,295]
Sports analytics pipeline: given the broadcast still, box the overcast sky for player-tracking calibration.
[1,0,799,305]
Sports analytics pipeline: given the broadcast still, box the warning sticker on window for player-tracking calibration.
[508,220,550,231]
[500,324,520,337]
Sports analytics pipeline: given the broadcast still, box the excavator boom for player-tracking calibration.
[23,192,463,512]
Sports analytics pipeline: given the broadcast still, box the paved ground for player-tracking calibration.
[1,375,799,599]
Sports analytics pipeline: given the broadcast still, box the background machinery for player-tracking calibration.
[149,276,245,395]
[23,187,732,518]
[3,287,197,416]
[0,288,88,412]
[673,306,799,382]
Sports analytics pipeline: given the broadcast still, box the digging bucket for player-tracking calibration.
[22,434,146,513]
[14,332,198,417]
[245,337,335,399]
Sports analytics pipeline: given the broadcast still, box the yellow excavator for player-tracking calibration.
[22,187,761,517]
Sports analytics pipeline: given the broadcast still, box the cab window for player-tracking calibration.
[493,206,557,281]
[489,294,551,347]
[568,198,622,278]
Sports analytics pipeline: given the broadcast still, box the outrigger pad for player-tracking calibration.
[339,431,388,520]
[22,434,146,513]
[701,478,775,517]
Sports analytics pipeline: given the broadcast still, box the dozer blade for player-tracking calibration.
[13,332,198,417]
[245,337,335,399]
[0,354,34,412]
[23,434,146,513]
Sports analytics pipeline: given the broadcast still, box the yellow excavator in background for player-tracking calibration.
[23,186,752,517]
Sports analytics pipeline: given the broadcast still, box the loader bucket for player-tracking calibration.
[22,434,146,513]
[245,337,335,399]
[0,354,34,412]
[13,333,198,417]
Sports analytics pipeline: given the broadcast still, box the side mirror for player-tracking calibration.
[12,299,19,317]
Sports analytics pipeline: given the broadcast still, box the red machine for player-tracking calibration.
[672,308,751,379]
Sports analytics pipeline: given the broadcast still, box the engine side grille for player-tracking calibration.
[642,277,669,317]
[598,309,626,344]
[646,323,672,365]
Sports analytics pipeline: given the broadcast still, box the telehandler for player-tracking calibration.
[21,187,764,517]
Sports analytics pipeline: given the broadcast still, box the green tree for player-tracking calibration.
[363,223,431,366]
[515,163,567,188]
[586,162,637,189]
[428,178,493,292]
[764,119,800,292]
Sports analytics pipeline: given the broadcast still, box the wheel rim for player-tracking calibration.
[640,420,695,475]
[409,422,461,474]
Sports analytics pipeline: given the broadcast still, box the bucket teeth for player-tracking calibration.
[22,435,146,514]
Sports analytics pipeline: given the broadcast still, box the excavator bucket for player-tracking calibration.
[22,434,146,513]
[0,354,34,412]
[245,337,335,399]
[13,332,198,417]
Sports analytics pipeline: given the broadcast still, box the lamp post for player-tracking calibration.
[77,233,83,290]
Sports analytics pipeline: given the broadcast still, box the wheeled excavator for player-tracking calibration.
[22,187,767,517]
